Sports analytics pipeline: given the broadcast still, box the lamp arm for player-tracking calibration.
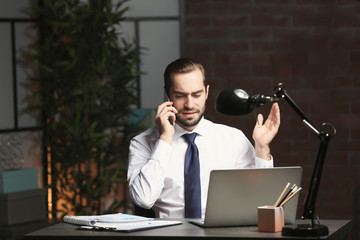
[273,83,321,137]
[302,133,331,221]
[272,83,336,223]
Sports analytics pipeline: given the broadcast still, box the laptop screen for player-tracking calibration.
[202,166,302,227]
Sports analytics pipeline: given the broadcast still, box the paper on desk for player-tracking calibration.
[63,213,151,226]
[91,220,182,232]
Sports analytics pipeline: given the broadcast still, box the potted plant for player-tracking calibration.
[22,0,140,217]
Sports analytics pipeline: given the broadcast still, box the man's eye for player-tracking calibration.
[174,95,185,98]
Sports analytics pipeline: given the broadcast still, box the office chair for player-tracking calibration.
[134,204,155,218]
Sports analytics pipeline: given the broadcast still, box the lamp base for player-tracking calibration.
[282,224,329,237]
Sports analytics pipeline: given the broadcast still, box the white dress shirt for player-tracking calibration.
[127,118,273,218]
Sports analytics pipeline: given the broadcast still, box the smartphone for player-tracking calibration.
[167,98,176,126]
[168,116,175,126]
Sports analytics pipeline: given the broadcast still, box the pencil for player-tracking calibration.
[277,184,296,207]
[274,182,290,207]
[279,187,302,207]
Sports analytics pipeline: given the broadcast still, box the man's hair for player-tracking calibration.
[163,58,207,97]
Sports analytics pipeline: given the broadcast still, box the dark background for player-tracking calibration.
[184,0,360,221]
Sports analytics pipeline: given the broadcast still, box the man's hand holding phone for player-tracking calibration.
[155,101,178,145]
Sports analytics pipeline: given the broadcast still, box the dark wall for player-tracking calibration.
[184,0,360,219]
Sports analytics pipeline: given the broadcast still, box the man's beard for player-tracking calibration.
[175,105,205,128]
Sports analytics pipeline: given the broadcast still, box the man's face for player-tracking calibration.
[169,68,209,131]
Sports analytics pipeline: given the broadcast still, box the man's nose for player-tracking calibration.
[185,96,194,108]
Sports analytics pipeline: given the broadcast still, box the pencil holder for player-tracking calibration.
[257,206,284,233]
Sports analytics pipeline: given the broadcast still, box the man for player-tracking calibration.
[127,58,280,218]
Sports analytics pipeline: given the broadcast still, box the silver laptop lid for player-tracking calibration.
[204,166,302,227]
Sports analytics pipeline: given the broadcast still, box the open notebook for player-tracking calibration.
[63,213,181,232]
[191,166,302,227]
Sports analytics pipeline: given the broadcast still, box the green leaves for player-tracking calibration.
[23,0,140,217]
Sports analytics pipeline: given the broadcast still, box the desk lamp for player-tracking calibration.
[215,83,336,237]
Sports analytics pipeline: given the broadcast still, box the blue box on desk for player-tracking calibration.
[0,168,38,194]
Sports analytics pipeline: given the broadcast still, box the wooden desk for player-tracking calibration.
[25,219,351,240]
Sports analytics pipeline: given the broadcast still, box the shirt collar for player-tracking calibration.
[173,117,208,140]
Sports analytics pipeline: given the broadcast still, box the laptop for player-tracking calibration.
[191,166,302,227]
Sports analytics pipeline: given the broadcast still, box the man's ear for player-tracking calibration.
[205,85,210,99]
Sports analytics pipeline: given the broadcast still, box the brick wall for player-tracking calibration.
[185,0,360,220]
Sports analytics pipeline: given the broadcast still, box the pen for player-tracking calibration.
[274,182,290,207]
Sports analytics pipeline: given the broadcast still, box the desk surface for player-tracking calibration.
[25,219,351,240]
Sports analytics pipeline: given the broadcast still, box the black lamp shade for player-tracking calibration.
[215,87,254,115]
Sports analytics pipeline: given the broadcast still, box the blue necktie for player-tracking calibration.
[183,133,201,218]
